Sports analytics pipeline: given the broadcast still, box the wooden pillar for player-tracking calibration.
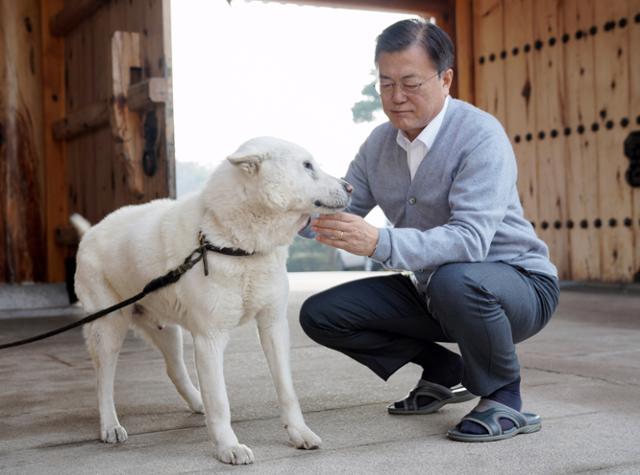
[0,0,46,283]
[41,0,68,282]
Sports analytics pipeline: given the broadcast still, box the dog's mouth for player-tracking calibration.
[313,198,350,212]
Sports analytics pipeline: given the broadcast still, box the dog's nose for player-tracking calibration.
[340,179,353,194]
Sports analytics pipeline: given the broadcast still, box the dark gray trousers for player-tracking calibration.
[299,262,559,396]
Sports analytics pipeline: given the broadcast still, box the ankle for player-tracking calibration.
[487,376,522,411]
[419,358,464,389]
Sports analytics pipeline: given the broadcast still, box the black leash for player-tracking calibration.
[0,233,253,350]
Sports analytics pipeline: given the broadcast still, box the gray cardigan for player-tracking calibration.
[344,98,557,287]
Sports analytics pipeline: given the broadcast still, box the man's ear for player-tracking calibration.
[227,153,268,175]
[442,68,454,93]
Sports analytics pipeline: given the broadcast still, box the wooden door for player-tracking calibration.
[472,0,640,282]
[1,0,175,284]
[54,0,175,221]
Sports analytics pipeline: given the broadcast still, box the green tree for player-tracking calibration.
[286,236,341,272]
[351,71,382,123]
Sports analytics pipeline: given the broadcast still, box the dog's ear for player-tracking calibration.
[227,152,268,175]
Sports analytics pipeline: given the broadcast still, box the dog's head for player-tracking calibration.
[225,137,352,215]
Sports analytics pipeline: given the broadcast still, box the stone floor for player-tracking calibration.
[1,272,639,474]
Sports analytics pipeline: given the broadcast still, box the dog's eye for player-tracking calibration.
[303,161,314,171]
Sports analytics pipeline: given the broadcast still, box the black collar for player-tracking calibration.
[197,231,254,276]
[198,231,254,257]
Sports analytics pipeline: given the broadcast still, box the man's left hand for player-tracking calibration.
[312,212,379,257]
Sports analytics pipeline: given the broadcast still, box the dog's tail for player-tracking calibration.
[70,213,92,237]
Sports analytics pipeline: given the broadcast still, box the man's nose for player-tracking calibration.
[392,86,407,103]
[340,179,353,194]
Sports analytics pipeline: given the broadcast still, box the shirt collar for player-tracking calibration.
[396,95,450,152]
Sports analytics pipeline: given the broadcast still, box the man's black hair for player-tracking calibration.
[374,19,455,74]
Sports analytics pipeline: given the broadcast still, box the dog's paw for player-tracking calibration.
[101,425,128,443]
[216,443,255,465]
[286,424,322,450]
[188,394,204,414]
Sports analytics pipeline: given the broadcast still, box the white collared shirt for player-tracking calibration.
[396,95,450,180]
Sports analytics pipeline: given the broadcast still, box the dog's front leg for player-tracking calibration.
[257,315,321,450]
[193,332,254,465]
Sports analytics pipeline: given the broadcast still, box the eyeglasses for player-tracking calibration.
[376,71,441,97]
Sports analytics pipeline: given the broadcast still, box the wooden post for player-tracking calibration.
[0,0,47,283]
[454,0,474,103]
[41,0,68,282]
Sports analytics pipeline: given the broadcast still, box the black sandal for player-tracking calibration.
[447,399,542,442]
[387,379,476,415]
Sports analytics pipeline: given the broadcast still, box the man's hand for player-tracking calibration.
[312,212,379,257]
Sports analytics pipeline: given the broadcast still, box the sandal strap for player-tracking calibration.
[402,380,455,410]
[459,399,529,436]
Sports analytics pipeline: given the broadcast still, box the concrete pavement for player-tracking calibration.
[1,272,639,474]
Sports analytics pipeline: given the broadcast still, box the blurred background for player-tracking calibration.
[171,0,407,271]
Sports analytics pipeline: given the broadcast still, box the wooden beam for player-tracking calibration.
[52,77,167,140]
[41,0,68,281]
[254,0,449,14]
[127,78,168,111]
[49,0,108,37]
[52,100,109,141]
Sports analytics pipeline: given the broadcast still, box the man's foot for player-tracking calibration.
[447,399,541,442]
[387,379,476,415]
[458,377,522,434]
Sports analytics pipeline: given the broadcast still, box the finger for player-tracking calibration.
[311,221,351,233]
[315,212,350,223]
[316,235,347,249]
[324,229,345,241]
[312,220,348,232]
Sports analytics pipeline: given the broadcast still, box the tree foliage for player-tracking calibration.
[286,236,341,272]
[351,72,382,123]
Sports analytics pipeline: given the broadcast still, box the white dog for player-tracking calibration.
[71,137,352,465]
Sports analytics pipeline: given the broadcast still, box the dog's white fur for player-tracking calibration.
[72,137,351,465]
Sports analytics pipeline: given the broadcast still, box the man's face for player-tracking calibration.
[376,44,453,141]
